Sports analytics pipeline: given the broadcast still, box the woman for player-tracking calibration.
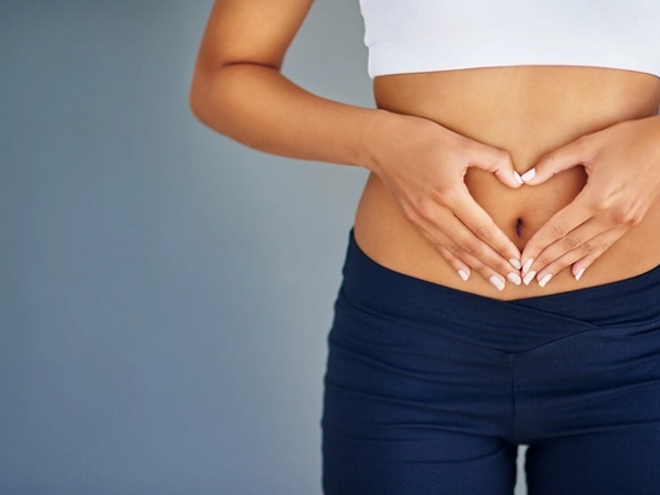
[189,1,660,493]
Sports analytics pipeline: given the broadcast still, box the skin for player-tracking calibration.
[358,66,660,300]
[189,0,660,301]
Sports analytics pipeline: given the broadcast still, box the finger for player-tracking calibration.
[530,225,628,287]
[521,135,594,186]
[520,188,595,276]
[418,222,515,290]
[522,215,609,282]
[569,226,629,282]
[415,207,522,288]
[449,184,523,267]
[416,225,472,282]
[467,144,524,189]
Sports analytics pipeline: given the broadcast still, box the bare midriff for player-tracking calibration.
[353,65,660,301]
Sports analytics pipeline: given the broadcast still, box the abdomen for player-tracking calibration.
[353,65,660,300]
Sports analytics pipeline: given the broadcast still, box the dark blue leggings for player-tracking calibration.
[321,227,660,495]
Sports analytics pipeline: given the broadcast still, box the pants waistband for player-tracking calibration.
[339,227,660,354]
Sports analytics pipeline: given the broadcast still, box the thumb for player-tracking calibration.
[468,145,523,189]
[521,136,591,186]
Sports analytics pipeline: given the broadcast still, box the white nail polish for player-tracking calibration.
[458,269,469,281]
[521,168,536,182]
[507,272,522,285]
[522,258,534,275]
[523,270,537,286]
[513,171,524,184]
[575,268,585,281]
[509,258,522,270]
[489,275,505,291]
[538,273,553,288]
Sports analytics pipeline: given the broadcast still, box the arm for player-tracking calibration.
[188,0,525,288]
[188,0,387,170]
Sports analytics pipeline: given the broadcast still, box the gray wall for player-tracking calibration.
[1,1,527,493]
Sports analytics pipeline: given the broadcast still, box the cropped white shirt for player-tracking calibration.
[357,0,660,80]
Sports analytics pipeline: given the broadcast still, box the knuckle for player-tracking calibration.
[415,200,435,221]
[461,237,482,255]
[592,194,614,212]
[429,239,443,252]
[630,211,644,225]
[473,224,493,242]
[448,242,463,257]
[491,259,510,273]
[612,205,636,225]
[536,254,554,267]
[550,223,568,239]
[434,186,458,208]
[581,241,597,254]
[561,235,581,250]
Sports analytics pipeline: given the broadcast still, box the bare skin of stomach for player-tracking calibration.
[353,65,660,301]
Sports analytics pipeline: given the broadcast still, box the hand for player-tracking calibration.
[519,115,660,287]
[362,110,525,290]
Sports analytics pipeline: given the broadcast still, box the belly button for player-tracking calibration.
[515,217,524,237]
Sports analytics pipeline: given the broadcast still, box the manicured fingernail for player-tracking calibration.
[522,258,534,275]
[538,273,553,288]
[521,168,536,182]
[507,272,522,285]
[575,268,585,281]
[509,258,522,270]
[523,270,536,285]
[489,275,505,291]
[458,269,469,281]
[513,171,524,184]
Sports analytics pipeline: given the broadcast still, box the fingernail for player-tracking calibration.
[458,269,469,281]
[538,273,553,288]
[489,275,505,291]
[522,258,534,275]
[523,270,536,285]
[513,171,524,184]
[507,272,522,285]
[521,168,536,182]
[575,268,585,281]
[509,258,522,270]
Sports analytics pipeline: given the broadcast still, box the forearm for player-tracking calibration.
[189,62,390,171]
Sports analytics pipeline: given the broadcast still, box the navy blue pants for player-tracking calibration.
[321,227,660,494]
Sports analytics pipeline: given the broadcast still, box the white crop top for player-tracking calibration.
[357,0,660,80]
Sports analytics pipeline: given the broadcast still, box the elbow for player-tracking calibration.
[188,63,237,129]
[188,60,219,124]
[188,59,280,120]
[188,75,207,123]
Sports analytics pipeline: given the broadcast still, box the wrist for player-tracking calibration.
[356,108,402,175]
[636,113,660,155]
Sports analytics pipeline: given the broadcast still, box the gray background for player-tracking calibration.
[1,1,528,493]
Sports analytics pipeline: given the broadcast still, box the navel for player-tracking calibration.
[515,217,524,238]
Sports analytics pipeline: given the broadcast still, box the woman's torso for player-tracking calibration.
[353,65,660,301]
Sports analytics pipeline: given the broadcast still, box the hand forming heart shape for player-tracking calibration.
[516,114,660,287]
[362,110,660,291]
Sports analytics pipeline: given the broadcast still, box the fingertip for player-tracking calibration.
[520,167,536,184]
[499,170,523,189]
[521,257,535,275]
[509,258,522,270]
[513,170,524,185]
